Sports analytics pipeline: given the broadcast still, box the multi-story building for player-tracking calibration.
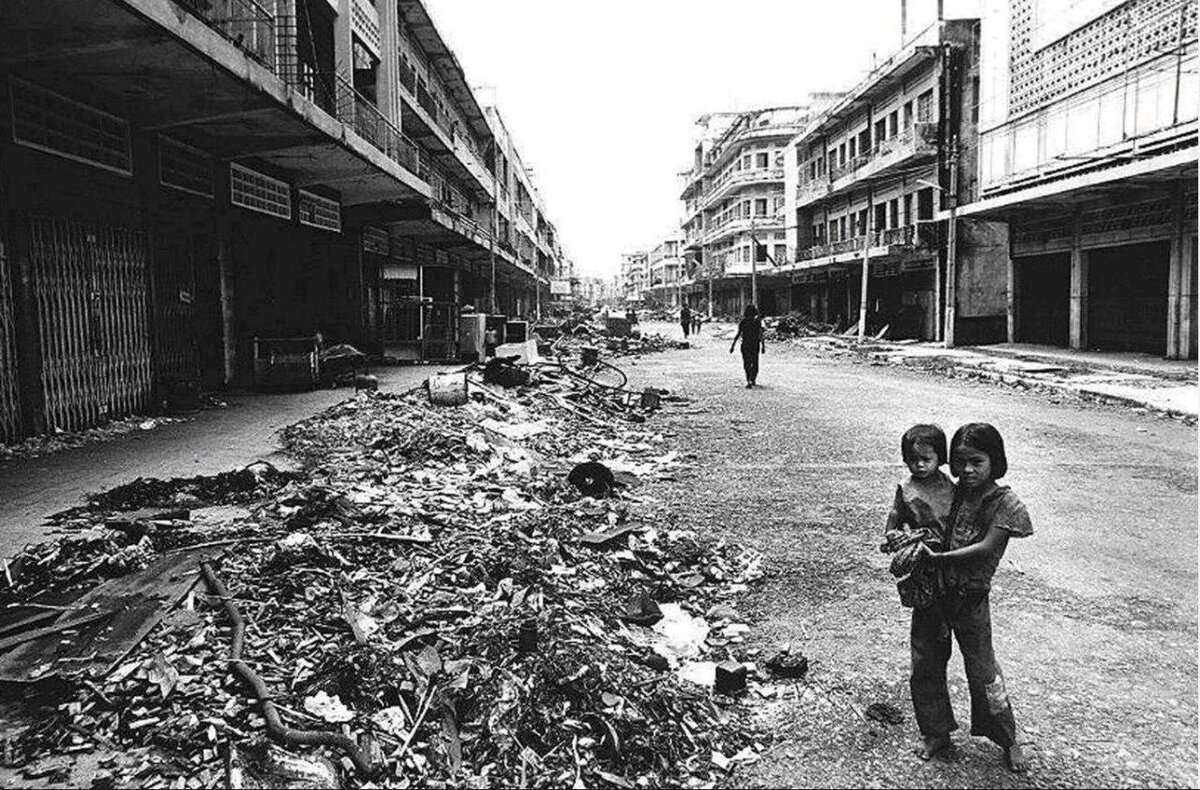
[679,107,812,317]
[780,18,1007,342]
[959,0,1197,358]
[0,0,567,441]
[620,251,649,304]
[643,236,686,308]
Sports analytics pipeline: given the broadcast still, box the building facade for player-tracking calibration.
[679,108,812,317]
[0,0,567,441]
[620,251,649,304]
[643,236,686,308]
[960,0,1197,358]
[779,19,1007,342]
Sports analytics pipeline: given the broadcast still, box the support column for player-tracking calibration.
[335,0,354,86]
[1167,180,1198,359]
[377,0,400,126]
[1068,212,1088,350]
[1006,256,1018,343]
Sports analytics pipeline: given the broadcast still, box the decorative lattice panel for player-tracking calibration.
[230,164,291,219]
[10,78,131,175]
[1012,212,1075,243]
[159,136,214,198]
[1011,0,1197,115]
[298,190,341,232]
[1081,197,1173,233]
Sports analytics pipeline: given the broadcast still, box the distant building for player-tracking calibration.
[643,236,687,308]
[781,19,1003,342]
[620,251,650,303]
[679,106,815,317]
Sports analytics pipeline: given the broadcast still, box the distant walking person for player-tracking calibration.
[680,304,692,338]
[729,304,765,388]
[692,309,702,335]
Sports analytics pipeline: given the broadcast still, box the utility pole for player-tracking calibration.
[489,140,498,315]
[858,189,873,340]
[750,217,758,308]
[944,137,959,347]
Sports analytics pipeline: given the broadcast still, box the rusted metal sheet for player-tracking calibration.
[0,544,224,683]
[28,217,152,433]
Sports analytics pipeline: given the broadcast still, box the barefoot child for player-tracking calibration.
[880,425,955,609]
[915,423,1032,773]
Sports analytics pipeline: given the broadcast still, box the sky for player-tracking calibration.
[426,0,976,278]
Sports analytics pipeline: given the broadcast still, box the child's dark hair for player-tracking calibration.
[950,422,1008,479]
[901,424,947,466]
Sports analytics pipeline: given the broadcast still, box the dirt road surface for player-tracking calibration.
[628,323,1197,789]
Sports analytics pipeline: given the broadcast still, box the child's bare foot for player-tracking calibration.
[1005,743,1029,773]
[914,733,951,760]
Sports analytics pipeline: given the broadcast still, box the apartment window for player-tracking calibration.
[839,216,847,239]
[743,199,752,217]
[774,244,787,262]
[917,187,934,220]
[11,78,132,175]
[848,138,857,159]
[889,199,900,228]
[917,90,933,122]
[828,148,837,168]
[829,220,839,242]
[903,101,914,130]
[888,111,898,137]
[858,129,871,154]
[809,161,817,180]
[230,163,291,219]
[874,118,887,144]
[756,152,769,168]
[774,197,785,214]
[755,198,768,217]
[838,144,846,166]
[874,204,887,231]
[742,154,752,169]
[903,194,913,226]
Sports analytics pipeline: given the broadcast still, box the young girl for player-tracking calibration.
[729,304,765,388]
[914,423,1032,773]
[881,425,955,609]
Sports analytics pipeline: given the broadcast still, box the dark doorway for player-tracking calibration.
[1087,241,1169,354]
[1016,253,1070,346]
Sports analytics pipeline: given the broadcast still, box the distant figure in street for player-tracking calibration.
[912,423,1032,773]
[691,309,702,335]
[729,304,764,388]
[680,304,692,338]
[625,307,637,324]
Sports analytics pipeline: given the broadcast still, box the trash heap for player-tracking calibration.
[2,362,765,789]
[551,327,690,360]
[763,311,836,340]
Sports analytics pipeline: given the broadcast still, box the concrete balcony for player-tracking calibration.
[790,224,938,270]
[704,215,784,244]
[702,167,785,208]
[825,122,938,196]
[794,178,832,210]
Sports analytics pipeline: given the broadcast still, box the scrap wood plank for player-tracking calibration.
[0,544,227,683]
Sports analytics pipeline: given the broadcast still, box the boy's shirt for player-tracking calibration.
[944,483,1034,593]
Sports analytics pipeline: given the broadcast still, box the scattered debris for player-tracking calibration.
[764,649,809,679]
[0,347,765,788]
[864,702,905,726]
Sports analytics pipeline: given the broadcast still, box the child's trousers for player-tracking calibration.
[910,591,1018,747]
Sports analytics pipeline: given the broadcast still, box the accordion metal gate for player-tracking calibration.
[0,229,21,444]
[28,216,152,433]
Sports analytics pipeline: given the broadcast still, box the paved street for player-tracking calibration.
[0,364,451,559]
[628,323,1197,788]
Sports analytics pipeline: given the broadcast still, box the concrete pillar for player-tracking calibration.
[1167,228,1197,360]
[1068,248,1088,350]
[1068,213,1088,350]
[1006,256,1018,343]
[377,0,400,125]
[335,0,354,87]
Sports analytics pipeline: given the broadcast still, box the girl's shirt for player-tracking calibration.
[886,470,955,536]
[944,482,1033,593]
[737,317,763,351]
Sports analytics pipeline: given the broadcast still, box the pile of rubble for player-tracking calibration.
[551,326,690,360]
[763,312,837,340]
[0,355,766,788]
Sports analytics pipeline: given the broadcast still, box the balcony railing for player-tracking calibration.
[703,166,785,203]
[826,122,940,187]
[175,0,276,67]
[796,224,935,261]
[325,74,420,173]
